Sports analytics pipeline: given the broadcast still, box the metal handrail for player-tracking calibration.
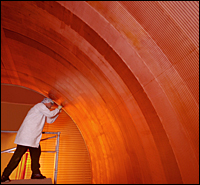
[1,131,60,184]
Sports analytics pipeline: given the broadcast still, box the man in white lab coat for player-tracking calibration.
[1,98,63,182]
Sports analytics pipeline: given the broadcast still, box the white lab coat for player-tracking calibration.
[14,103,60,148]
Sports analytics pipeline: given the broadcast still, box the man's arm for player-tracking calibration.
[46,114,59,123]
[39,103,60,117]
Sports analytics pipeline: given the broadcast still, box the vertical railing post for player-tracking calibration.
[54,132,60,184]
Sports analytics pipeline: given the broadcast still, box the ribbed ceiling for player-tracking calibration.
[1,1,199,184]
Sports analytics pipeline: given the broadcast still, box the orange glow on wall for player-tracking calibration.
[15,152,29,179]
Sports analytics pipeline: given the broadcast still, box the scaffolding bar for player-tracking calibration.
[1,131,60,184]
[54,132,60,184]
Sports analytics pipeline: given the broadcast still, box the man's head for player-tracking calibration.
[42,98,54,109]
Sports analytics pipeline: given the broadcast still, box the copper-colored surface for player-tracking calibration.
[1,1,199,184]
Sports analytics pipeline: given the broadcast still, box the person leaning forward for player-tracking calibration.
[1,98,63,182]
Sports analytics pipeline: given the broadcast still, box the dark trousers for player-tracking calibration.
[2,144,41,177]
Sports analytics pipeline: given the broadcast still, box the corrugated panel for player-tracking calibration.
[118,1,199,103]
[22,111,92,184]
[158,1,199,47]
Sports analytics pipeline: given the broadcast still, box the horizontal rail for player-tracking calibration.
[41,135,57,141]
[1,131,59,134]
[1,131,17,133]
[1,147,16,153]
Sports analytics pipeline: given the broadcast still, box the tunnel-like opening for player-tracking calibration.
[1,84,92,184]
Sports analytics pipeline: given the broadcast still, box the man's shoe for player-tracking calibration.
[1,175,10,182]
[31,173,46,179]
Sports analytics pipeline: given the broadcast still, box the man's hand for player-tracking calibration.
[58,105,63,110]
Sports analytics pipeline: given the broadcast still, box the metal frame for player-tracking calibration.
[1,131,60,184]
